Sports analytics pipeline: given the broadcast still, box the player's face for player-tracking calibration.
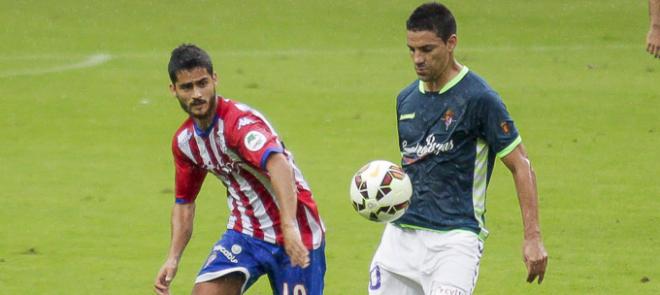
[407,30,456,83]
[170,67,218,120]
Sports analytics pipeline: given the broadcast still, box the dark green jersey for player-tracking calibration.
[393,66,521,240]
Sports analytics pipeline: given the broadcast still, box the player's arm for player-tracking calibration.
[266,152,310,268]
[154,202,195,295]
[500,143,548,284]
[648,0,660,57]
[155,139,205,295]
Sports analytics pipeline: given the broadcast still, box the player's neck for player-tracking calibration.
[192,97,217,131]
[194,116,214,131]
[425,59,463,93]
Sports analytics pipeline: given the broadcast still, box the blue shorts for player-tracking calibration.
[196,230,325,295]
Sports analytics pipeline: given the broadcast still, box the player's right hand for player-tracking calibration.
[154,259,178,295]
[281,223,310,268]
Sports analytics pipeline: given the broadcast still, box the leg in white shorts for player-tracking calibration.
[368,223,484,295]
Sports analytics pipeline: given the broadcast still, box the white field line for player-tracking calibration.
[0,44,640,62]
[0,54,112,78]
[116,44,642,58]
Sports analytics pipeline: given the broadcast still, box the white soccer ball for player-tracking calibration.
[349,160,412,222]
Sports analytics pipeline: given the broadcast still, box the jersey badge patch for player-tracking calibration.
[500,121,510,134]
[442,109,454,130]
[244,131,267,151]
[231,244,242,255]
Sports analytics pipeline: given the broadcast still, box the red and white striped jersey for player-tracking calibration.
[172,96,324,250]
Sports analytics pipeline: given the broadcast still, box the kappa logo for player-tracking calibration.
[213,245,238,263]
[237,117,256,130]
[244,131,267,151]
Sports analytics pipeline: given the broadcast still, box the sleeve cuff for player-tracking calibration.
[260,147,284,169]
[496,135,522,158]
[175,198,192,204]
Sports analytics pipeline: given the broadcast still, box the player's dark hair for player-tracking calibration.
[168,44,214,83]
[406,2,457,43]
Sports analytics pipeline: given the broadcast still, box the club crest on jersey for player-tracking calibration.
[442,109,454,130]
[244,131,267,151]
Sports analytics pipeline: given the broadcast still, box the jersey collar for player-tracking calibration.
[192,96,220,137]
[418,65,469,95]
[193,113,219,137]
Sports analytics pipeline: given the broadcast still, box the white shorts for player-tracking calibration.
[368,224,484,295]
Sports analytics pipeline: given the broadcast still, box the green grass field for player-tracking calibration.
[1,0,658,294]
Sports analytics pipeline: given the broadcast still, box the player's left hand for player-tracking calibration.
[281,223,310,268]
[522,237,548,284]
[648,26,660,58]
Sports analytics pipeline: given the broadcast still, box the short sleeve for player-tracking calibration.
[476,91,521,158]
[227,115,283,170]
[172,137,207,203]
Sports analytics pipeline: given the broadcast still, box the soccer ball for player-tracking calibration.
[349,160,412,222]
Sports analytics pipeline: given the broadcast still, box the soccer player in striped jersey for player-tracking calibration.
[154,44,325,295]
[368,3,548,295]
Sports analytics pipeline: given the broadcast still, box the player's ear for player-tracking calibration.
[169,83,177,96]
[447,34,458,52]
[212,72,219,86]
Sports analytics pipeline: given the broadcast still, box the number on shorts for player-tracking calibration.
[369,265,381,290]
[282,283,307,295]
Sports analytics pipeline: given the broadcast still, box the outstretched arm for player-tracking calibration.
[648,0,660,57]
[267,153,310,268]
[501,144,548,284]
[154,202,195,295]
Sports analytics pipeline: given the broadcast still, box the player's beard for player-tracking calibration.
[178,92,217,120]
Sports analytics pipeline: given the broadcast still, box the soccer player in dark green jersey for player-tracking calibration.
[368,3,548,294]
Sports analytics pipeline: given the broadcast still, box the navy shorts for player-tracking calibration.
[196,230,326,295]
